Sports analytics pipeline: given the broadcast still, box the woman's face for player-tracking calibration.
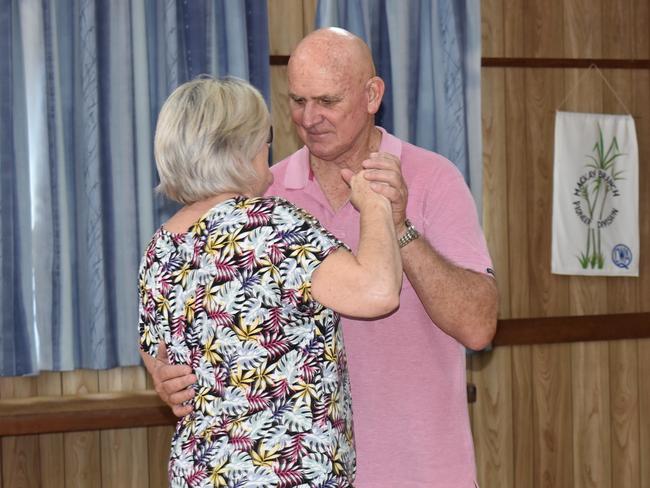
[249,141,273,197]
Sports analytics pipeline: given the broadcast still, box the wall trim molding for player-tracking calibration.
[494,312,650,346]
[482,57,650,69]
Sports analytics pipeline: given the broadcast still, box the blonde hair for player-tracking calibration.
[154,76,271,204]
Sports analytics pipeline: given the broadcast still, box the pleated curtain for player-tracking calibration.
[0,0,269,375]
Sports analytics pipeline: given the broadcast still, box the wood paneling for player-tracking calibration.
[478,1,650,488]
[268,0,316,164]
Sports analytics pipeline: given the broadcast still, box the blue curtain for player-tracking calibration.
[316,0,482,207]
[0,0,269,376]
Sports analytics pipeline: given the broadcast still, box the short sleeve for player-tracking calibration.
[422,168,493,276]
[270,197,348,302]
[137,243,164,358]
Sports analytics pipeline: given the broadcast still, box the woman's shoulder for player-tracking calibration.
[266,196,320,226]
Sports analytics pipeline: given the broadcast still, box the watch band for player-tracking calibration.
[398,219,420,248]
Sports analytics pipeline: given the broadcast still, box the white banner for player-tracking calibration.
[552,111,639,276]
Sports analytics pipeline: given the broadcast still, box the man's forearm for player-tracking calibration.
[400,236,498,350]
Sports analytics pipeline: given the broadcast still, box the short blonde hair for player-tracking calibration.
[154,76,271,204]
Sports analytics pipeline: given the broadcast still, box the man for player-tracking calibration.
[146,28,497,487]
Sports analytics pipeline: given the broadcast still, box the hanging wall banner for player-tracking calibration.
[552,111,639,276]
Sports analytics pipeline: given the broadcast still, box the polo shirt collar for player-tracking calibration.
[281,127,403,190]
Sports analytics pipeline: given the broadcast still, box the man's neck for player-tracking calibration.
[309,127,382,211]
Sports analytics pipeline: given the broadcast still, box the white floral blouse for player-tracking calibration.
[138,196,355,488]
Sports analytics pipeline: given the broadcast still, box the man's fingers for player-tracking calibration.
[362,152,401,169]
[363,169,400,185]
[340,168,355,186]
[168,386,196,407]
[161,373,196,395]
[370,182,402,201]
[157,363,193,382]
[171,404,193,417]
[157,342,170,362]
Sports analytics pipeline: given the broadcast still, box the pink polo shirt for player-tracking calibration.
[267,128,492,488]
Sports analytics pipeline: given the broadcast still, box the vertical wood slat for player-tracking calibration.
[267,0,311,55]
[471,348,513,487]
[562,1,612,485]
[636,67,650,488]
[603,5,641,483]
[36,373,65,488]
[270,65,303,162]
[474,56,513,486]
[502,2,533,484]
[525,66,572,488]
[0,377,41,488]
[640,339,650,488]
[633,6,650,486]
[533,344,573,488]
[267,0,316,165]
[480,0,504,58]
[99,367,148,488]
[511,345,534,487]
[62,371,101,488]
[147,426,174,487]
[482,67,511,317]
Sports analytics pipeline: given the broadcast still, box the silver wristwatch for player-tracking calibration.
[398,219,420,248]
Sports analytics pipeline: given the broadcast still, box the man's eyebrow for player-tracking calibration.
[288,93,342,101]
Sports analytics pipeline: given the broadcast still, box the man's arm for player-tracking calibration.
[140,344,196,417]
[397,235,497,350]
[362,152,498,350]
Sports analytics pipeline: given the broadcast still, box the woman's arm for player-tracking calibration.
[311,169,402,317]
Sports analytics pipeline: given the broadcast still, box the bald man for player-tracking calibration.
[147,28,497,488]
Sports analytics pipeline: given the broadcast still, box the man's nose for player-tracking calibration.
[302,102,322,128]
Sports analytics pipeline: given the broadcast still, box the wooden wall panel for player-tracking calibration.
[524,0,564,57]
[471,348,513,487]
[637,69,650,488]
[478,1,650,488]
[511,345,534,487]
[36,373,64,487]
[0,377,40,488]
[480,0,503,57]
[533,343,573,488]
[62,371,101,488]
[482,67,511,319]
[641,338,650,488]
[610,340,640,488]
[98,368,149,488]
[268,0,316,164]
[473,64,513,487]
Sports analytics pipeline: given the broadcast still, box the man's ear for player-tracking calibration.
[366,76,385,114]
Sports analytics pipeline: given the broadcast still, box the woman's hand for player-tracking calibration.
[341,165,390,212]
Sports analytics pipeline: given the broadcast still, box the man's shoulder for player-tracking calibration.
[399,138,464,183]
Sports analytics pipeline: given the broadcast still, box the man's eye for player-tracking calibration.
[321,99,335,106]
[290,97,305,106]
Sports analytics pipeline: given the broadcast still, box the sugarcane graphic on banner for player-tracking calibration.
[572,124,625,269]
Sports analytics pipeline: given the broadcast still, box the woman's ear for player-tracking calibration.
[366,76,385,115]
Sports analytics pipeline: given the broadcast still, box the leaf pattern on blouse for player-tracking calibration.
[138,196,355,488]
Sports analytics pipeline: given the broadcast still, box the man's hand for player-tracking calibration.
[361,152,409,233]
[140,344,196,417]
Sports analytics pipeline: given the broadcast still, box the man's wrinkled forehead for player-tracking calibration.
[288,55,364,95]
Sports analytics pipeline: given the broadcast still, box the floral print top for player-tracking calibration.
[138,196,355,488]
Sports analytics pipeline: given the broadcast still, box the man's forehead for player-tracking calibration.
[288,73,351,98]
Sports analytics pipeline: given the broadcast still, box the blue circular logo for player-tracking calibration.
[612,244,632,269]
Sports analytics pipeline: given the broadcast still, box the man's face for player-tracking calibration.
[288,60,370,163]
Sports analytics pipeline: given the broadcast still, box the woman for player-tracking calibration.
[138,77,401,487]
